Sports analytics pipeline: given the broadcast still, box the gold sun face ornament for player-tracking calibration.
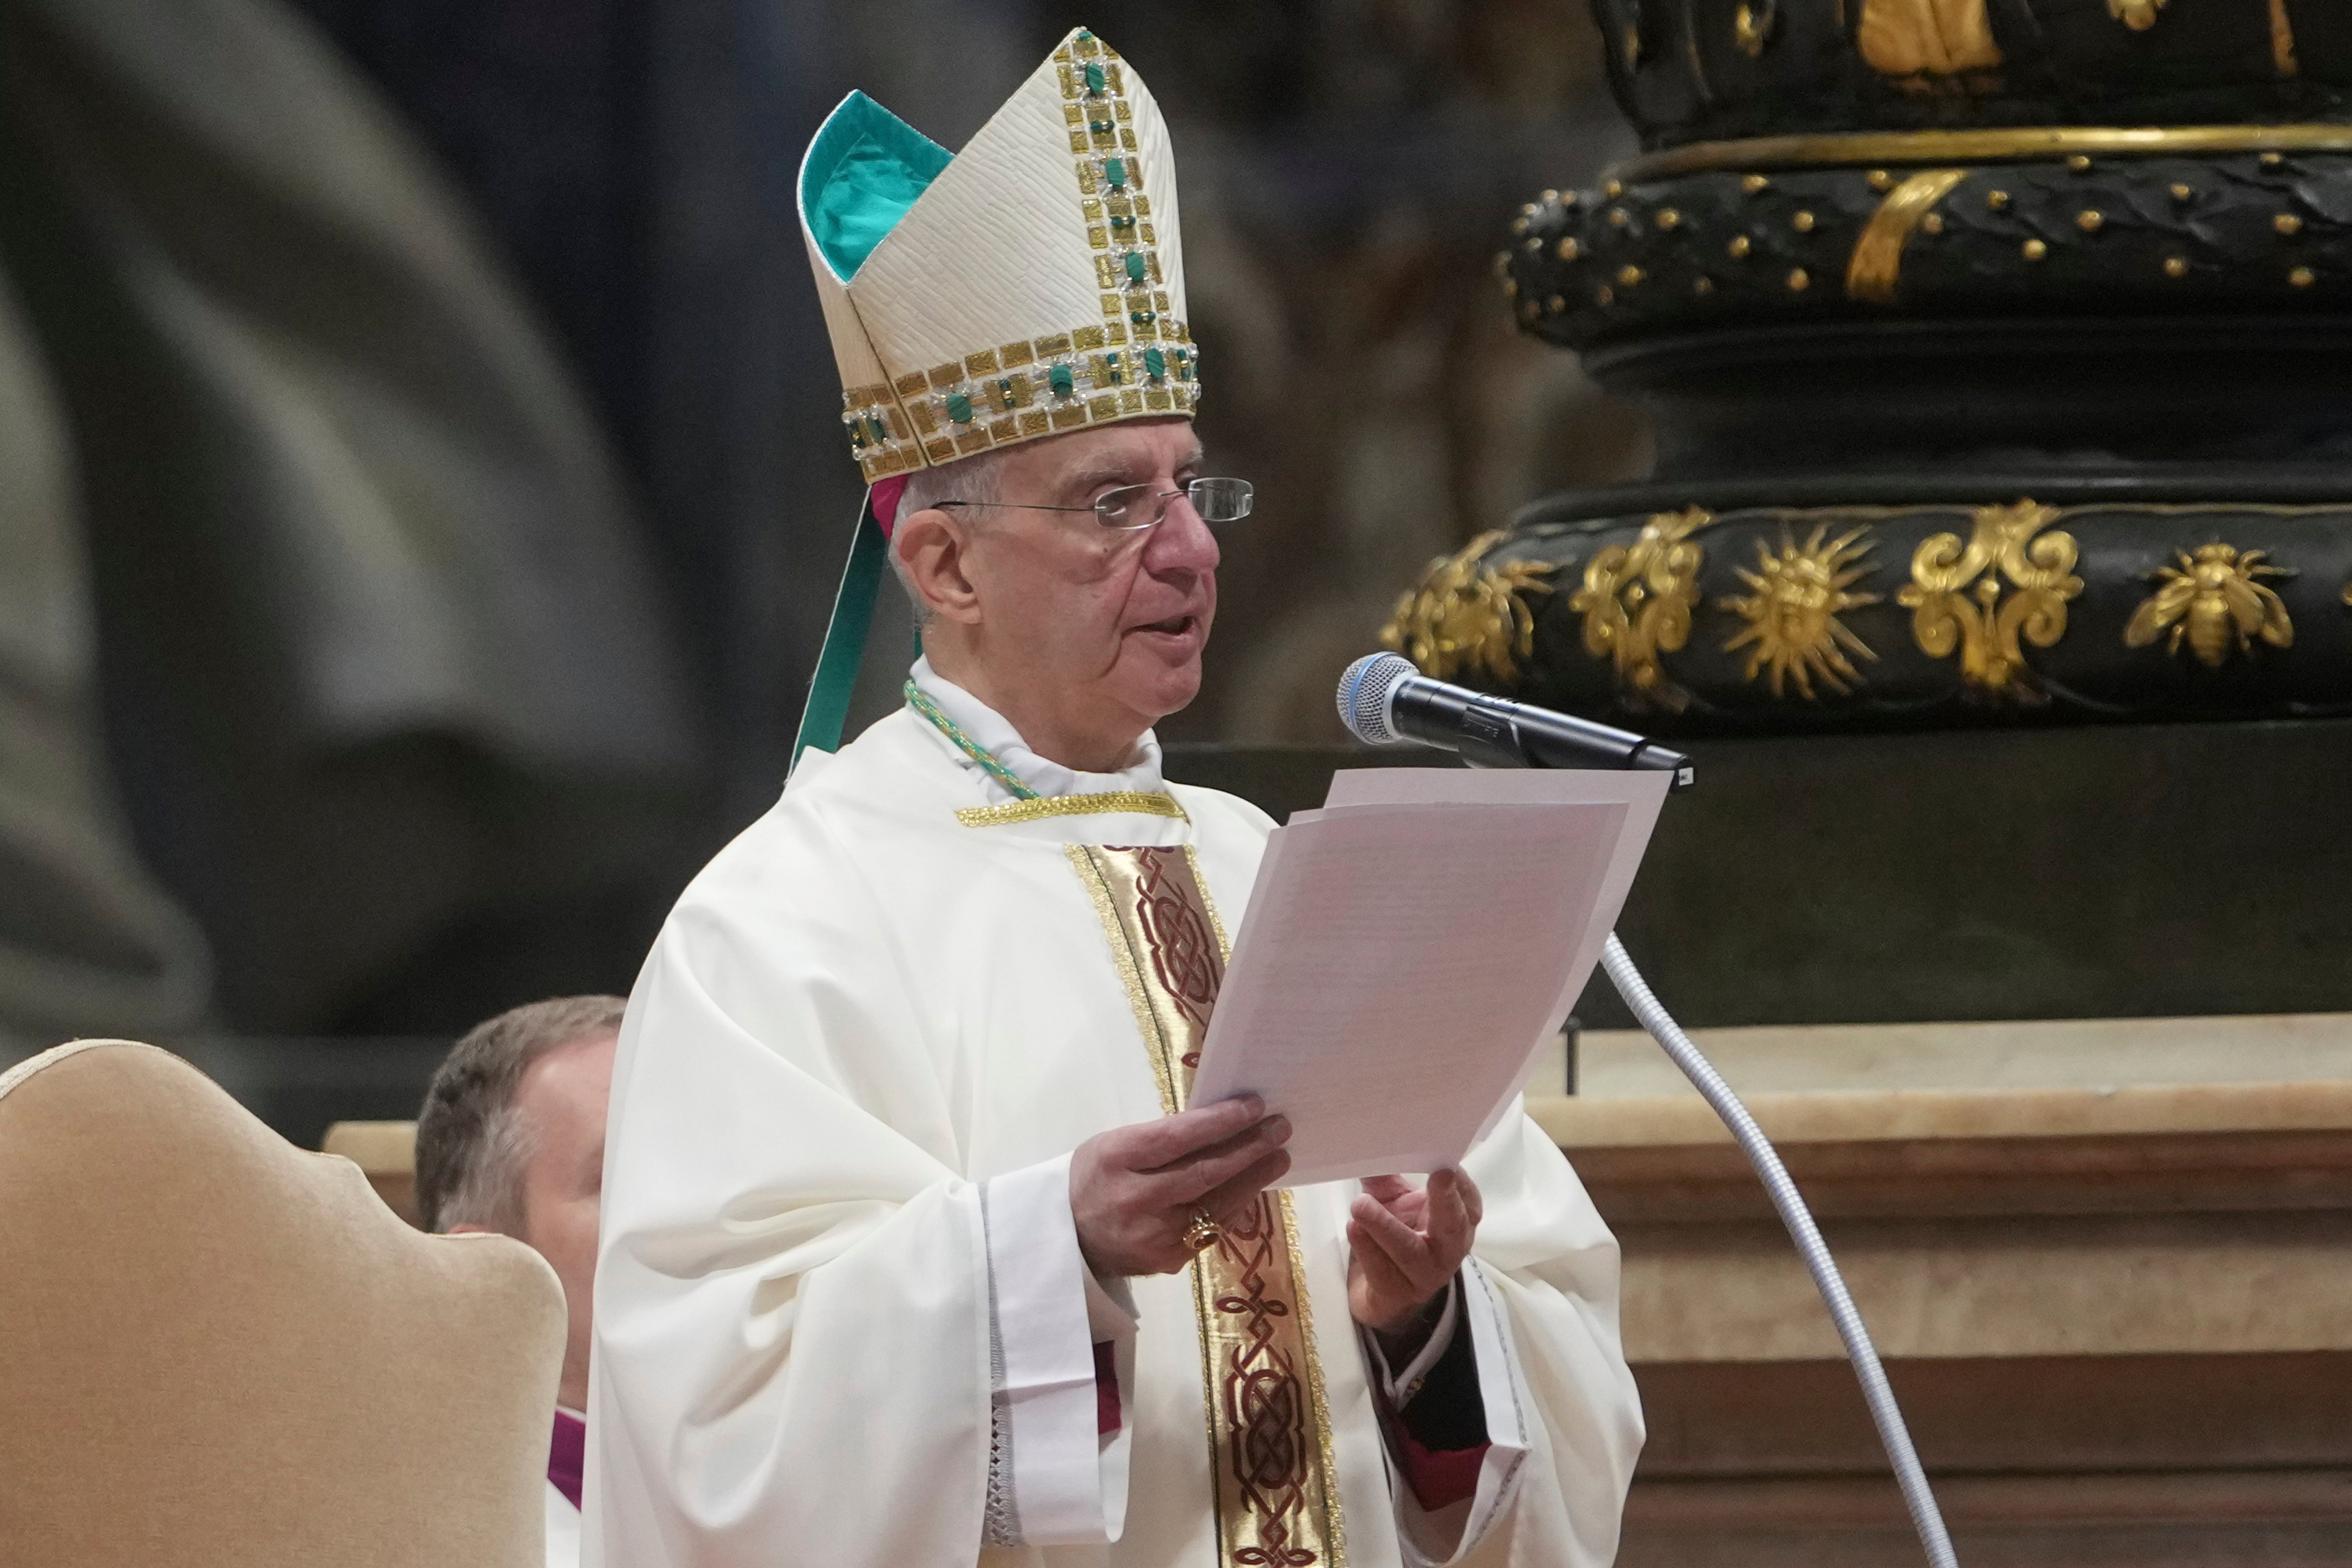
[1381,530,1557,684]
[1719,524,1882,698]
[2124,542,2294,668]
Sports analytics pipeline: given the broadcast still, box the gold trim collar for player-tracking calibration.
[956,791,1190,828]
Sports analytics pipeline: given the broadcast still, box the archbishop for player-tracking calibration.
[587,29,1642,1568]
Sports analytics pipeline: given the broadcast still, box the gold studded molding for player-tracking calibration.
[1383,500,2352,728]
[1500,143,2352,351]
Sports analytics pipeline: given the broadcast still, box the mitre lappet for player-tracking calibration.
[793,26,1203,759]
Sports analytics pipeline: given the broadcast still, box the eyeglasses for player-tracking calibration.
[935,477,1253,532]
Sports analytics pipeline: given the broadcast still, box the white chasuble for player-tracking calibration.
[585,679,1644,1568]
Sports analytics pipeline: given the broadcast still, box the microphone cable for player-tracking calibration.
[1602,933,1960,1568]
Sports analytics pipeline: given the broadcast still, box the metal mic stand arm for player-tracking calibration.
[1602,933,1961,1568]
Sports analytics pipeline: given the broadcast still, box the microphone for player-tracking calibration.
[1337,653,1695,789]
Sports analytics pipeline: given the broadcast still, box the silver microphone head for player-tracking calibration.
[1337,653,1417,744]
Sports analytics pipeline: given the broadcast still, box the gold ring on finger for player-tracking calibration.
[1183,1210,1222,1252]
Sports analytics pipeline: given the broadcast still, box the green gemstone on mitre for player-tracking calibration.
[945,392,973,424]
[1143,347,1166,381]
[1048,363,1075,398]
[1123,252,1147,284]
[1084,62,1106,96]
[1103,157,1128,190]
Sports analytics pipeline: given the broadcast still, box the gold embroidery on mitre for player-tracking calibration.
[1068,845,1348,1568]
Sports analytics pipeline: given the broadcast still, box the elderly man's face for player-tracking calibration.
[512,1031,615,1414]
[928,418,1217,753]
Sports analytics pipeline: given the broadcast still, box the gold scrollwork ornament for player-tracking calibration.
[1895,499,2083,701]
[1719,524,1882,698]
[2125,543,2294,667]
[1380,530,1557,684]
[1569,506,1715,711]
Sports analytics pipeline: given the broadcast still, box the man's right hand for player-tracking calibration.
[1069,1096,1292,1278]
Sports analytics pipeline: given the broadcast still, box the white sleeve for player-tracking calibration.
[1358,1275,1461,1410]
[1360,1267,1540,1568]
[1448,1106,1646,1568]
[588,837,1013,1568]
[978,1154,1136,1546]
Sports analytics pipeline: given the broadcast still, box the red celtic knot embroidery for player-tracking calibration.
[1105,845,1326,1564]
[1214,1196,1318,1566]
[1129,848,1222,1031]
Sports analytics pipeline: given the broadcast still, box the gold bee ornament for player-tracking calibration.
[2125,543,2294,667]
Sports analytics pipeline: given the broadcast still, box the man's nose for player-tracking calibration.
[1146,490,1220,573]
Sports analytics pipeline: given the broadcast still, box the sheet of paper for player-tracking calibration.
[1325,767,1672,1040]
[1191,767,1668,1185]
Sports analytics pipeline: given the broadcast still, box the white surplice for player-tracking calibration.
[584,664,1643,1568]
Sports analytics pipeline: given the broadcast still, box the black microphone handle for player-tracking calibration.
[1391,676,1696,785]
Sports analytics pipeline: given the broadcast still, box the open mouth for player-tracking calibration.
[1137,614,1198,637]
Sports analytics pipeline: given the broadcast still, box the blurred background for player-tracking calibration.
[0,0,1650,1136]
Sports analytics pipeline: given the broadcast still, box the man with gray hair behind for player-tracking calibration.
[416,995,623,1568]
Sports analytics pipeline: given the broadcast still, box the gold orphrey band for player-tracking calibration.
[1069,844,1348,1568]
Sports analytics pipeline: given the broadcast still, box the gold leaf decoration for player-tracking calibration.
[2124,543,2294,667]
[1568,506,1715,711]
[2109,0,2167,30]
[1380,530,1557,684]
[1719,524,1882,698]
[1857,0,2004,78]
[1895,499,2083,700]
[1846,169,1971,303]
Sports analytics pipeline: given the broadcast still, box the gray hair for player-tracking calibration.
[890,448,1012,626]
[414,995,627,1234]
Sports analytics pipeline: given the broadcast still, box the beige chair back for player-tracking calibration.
[322,1120,422,1227]
[0,1040,564,1567]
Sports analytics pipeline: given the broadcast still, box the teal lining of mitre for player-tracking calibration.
[802,91,953,281]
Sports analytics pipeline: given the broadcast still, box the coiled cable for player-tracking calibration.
[1603,933,1959,1568]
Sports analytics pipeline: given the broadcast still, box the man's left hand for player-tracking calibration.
[1347,1169,1483,1354]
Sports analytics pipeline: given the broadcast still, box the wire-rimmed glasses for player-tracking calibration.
[935,477,1253,532]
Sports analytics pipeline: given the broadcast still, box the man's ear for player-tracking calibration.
[895,506,984,626]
